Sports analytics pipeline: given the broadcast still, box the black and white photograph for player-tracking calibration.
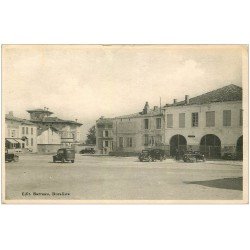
[2,44,248,203]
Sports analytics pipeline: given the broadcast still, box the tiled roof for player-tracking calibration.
[5,114,36,125]
[31,116,83,126]
[164,84,242,107]
[115,109,163,119]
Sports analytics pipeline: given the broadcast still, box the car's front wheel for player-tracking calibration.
[71,160,74,163]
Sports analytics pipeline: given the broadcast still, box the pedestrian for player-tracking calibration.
[175,147,179,160]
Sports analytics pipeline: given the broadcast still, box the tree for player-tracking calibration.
[85,125,96,145]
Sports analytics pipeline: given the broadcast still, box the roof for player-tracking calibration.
[5,114,36,125]
[27,108,53,114]
[31,116,83,126]
[164,84,242,107]
[115,109,163,119]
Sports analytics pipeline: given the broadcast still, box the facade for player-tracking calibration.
[96,102,165,155]
[27,108,83,148]
[5,111,38,152]
[163,84,243,158]
[37,126,61,153]
[96,84,243,158]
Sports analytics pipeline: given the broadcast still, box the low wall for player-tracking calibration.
[37,144,61,154]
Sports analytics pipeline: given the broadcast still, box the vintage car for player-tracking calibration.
[139,149,167,162]
[80,148,95,154]
[182,151,205,163]
[53,148,75,163]
[5,149,19,162]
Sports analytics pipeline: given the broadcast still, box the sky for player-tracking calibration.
[3,45,244,140]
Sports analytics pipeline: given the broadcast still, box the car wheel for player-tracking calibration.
[71,160,74,163]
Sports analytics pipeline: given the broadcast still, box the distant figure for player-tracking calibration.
[104,147,107,154]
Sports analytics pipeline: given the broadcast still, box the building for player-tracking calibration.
[27,108,83,151]
[96,102,165,155]
[163,84,243,158]
[96,84,243,158]
[5,111,38,152]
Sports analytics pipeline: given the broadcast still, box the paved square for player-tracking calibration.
[5,154,243,201]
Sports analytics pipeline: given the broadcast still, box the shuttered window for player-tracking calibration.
[144,119,149,129]
[167,114,173,128]
[223,110,231,126]
[156,118,161,129]
[119,137,123,147]
[206,111,215,127]
[179,113,185,128]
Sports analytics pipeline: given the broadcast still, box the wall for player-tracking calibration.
[37,128,61,145]
[163,101,243,154]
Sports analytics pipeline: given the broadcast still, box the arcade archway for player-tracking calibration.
[200,134,221,158]
[170,134,187,156]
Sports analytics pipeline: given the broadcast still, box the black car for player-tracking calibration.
[80,148,95,154]
[182,151,205,163]
[5,149,19,162]
[53,148,75,163]
[139,149,167,162]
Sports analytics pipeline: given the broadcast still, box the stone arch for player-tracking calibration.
[169,134,187,156]
[200,134,221,158]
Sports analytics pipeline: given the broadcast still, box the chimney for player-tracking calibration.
[185,95,189,105]
[173,99,177,104]
[143,102,150,114]
[75,119,78,122]
[44,107,46,110]
[9,111,14,117]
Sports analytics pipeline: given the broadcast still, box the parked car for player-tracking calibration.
[53,148,75,163]
[5,149,19,162]
[80,148,95,154]
[139,149,167,162]
[222,152,237,160]
[182,151,205,163]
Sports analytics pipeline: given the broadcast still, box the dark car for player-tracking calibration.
[80,148,95,154]
[53,148,75,163]
[5,149,19,162]
[139,149,167,162]
[183,151,205,163]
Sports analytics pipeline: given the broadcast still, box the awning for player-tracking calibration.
[15,139,25,144]
[6,138,18,144]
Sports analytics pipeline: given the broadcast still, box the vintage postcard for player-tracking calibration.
[1,45,248,204]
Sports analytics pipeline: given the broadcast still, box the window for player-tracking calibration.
[192,112,199,127]
[119,137,123,148]
[31,128,33,135]
[144,134,149,146]
[144,119,149,129]
[105,130,109,137]
[155,135,162,145]
[156,118,161,129]
[167,114,173,128]
[240,109,243,126]
[22,127,25,134]
[26,127,29,134]
[31,138,33,146]
[223,110,231,126]
[179,113,185,128]
[105,141,109,147]
[26,139,29,146]
[206,111,215,127]
[126,137,133,147]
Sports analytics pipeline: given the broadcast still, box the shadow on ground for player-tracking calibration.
[184,177,243,191]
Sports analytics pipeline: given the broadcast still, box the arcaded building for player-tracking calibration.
[163,84,243,158]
